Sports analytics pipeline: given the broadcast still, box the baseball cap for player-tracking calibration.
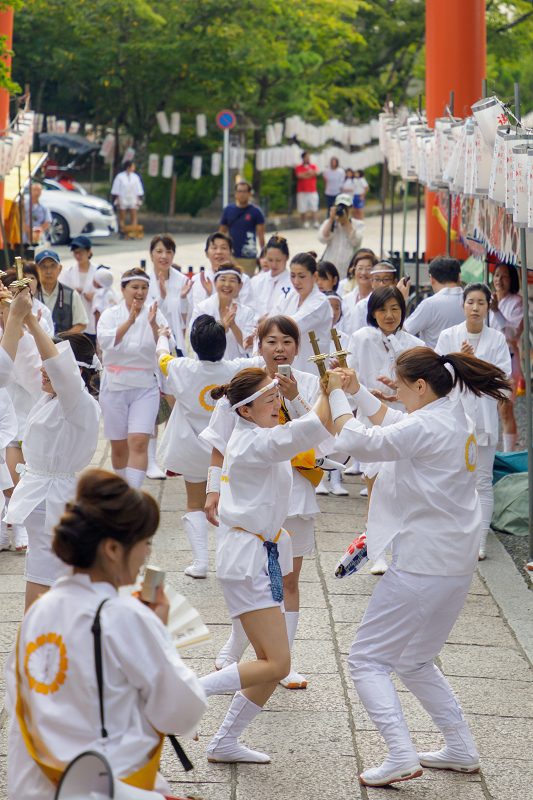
[334,193,353,207]
[94,265,113,288]
[70,235,92,250]
[35,249,61,266]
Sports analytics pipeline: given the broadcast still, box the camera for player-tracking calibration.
[335,204,348,217]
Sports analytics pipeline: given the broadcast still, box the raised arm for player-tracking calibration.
[0,288,33,363]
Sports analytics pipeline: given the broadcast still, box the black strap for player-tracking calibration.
[91,599,109,739]
[168,734,194,772]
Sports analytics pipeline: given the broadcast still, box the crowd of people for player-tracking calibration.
[0,216,523,797]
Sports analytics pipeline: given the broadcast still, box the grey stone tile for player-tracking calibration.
[440,643,533,681]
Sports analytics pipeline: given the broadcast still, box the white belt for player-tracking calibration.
[16,463,76,480]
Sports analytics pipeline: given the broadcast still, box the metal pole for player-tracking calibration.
[514,82,533,560]
[446,90,454,256]
[17,166,23,256]
[390,174,395,259]
[380,159,387,259]
[415,182,421,299]
[222,128,230,209]
[401,180,409,277]
[0,180,10,268]
[28,149,33,248]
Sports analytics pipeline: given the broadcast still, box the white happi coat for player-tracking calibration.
[191,294,255,360]
[259,269,293,317]
[217,411,333,581]
[5,343,100,536]
[489,293,523,379]
[337,396,482,575]
[5,332,42,441]
[60,262,99,335]
[0,388,17,503]
[403,285,465,349]
[148,267,188,355]
[97,302,169,391]
[270,284,333,374]
[436,321,512,444]
[5,573,207,800]
[189,268,257,323]
[158,354,263,477]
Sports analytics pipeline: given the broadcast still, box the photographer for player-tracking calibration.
[318,193,365,276]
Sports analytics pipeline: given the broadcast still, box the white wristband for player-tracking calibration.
[157,335,170,354]
[329,388,353,422]
[207,466,222,494]
[292,393,312,417]
[353,384,382,417]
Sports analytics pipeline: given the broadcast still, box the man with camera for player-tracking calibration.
[318,193,365,276]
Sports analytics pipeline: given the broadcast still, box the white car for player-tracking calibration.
[30,179,118,244]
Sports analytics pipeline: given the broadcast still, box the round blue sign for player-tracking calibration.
[216,110,236,130]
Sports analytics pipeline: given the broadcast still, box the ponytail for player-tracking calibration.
[395,347,511,402]
[211,367,267,415]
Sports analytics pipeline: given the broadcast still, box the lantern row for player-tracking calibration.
[0,110,36,180]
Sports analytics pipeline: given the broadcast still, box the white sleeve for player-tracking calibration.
[251,411,332,465]
[0,388,17,449]
[199,397,235,453]
[43,341,87,415]
[317,220,333,244]
[0,347,18,388]
[404,298,431,337]
[435,330,449,356]
[337,413,429,463]
[97,308,120,350]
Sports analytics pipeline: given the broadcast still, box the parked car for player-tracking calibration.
[26,179,118,244]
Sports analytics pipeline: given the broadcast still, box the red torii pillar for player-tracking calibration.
[425,0,486,261]
[0,5,13,247]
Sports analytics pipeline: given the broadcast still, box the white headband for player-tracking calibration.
[371,267,396,275]
[76,354,102,371]
[121,273,150,285]
[231,379,278,411]
[215,269,242,282]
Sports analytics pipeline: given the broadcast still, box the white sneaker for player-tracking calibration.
[313,221,320,229]
[13,525,28,551]
[0,519,10,551]
[315,478,329,495]
[418,747,480,773]
[146,463,167,480]
[329,482,349,497]
[184,564,207,579]
[360,761,423,787]
[370,555,388,575]
[359,487,368,497]
[279,669,307,689]
[303,221,311,229]
[344,462,361,475]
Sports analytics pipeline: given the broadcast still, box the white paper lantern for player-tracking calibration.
[443,122,466,185]
[474,122,492,196]
[156,111,170,135]
[46,115,57,133]
[33,113,44,134]
[162,154,174,179]
[512,144,528,227]
[148,153,159,177]
[504,131,529,213]
[527,149,533,229]
[273,122,284,144]
[211,151,222,175]
[462,123,476,198]
[471,97,505,150]
[122,147,135,163]
[488,126,507,206]
[191,154,202,179]
[196,114,207,138]
[56,120,67,134]
[170,112,180,135]
[68,121,80,134]
[99,133,115,159]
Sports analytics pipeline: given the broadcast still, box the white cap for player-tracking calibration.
[94,266,113,288]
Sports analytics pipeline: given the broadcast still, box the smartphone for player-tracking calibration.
[404,273,410,282]
[277,364,291,378]
[140,259,146,270]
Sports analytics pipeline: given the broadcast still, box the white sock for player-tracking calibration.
[285,611,299,652]
[502,433,517,452]
[126,467,145,488]
[114,468,127,480]
[200,662,241,697]
[147,436,159,467]
[479,528,489,558]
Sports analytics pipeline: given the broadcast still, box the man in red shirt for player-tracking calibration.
[295,151,319,228]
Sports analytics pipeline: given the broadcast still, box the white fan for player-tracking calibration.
[119,573,211,652]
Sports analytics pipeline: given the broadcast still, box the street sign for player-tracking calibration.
[216,110,236,131]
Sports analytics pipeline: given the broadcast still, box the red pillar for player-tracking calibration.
[0,5,13,245]
[425,0,486,260]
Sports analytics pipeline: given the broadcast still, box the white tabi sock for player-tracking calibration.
[206,691,270,763]
[114,468,128,480]
[182,511,209,577]
[200,662,241,697]
[215,617,250,670]
[502,433,517,452]
[126,467,146,488]
[285,610,299,651]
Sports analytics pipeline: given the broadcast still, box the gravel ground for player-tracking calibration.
[495,394,532,572]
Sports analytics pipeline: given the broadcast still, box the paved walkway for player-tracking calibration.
[1,425,533,799]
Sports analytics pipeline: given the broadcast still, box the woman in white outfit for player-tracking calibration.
[97,268,168,489]
[6,469,207,800]
[326,347,510,787]
[198,368,332,763]
[437,282,512,560]
[346,286,424,573]
[269,252,333,373]
[60,235,98,344]
[255,235,293,320]
[156,315,261,578]
[2,289,101,611]
[489,262,523,452]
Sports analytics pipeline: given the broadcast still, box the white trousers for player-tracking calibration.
[348,564,472,743]
[477,444,496,530]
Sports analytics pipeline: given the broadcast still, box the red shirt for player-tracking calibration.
[295,163,318,193]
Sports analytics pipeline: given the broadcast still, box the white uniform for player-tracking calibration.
[191,294,255,360]
[60,262,99,335]
[5,342,101,585]
[0,347,18,388]
[32,298,54,336]
[436,321,512,533]
[91,285,118,319]
[317,217,365,276]
[110,170,144,209]
[270,284,333,374]
[0,389,17,509]
[259,269,293,317]
[148,268,188,356]
[97,302,169,439]
[158,354,263,480]
[5,572,207,800]
[346,293,371,333]
[403,285,465,349]
[4,332,42,443]
[338,396,482,762]
[489,293,523,389]
[189,269,257,324]
[217,410,332,617]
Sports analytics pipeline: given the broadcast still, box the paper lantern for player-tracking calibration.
[512,144,528,227]
[274,122,284,144]
[122,147,135,163]
[148,153,159,177]
[504,130,529,213]
[471,97,505,150]
[265,124,277,147]
[462,122,476,198]
[69,121,80,134]
[155,111,169,135]
[474,122,492,196]
[99,133,114,159]
[34,113,44,134]
[46,115,57,133]
[191,154,202,178]
[162,154,174,179]
[56,120,67,134]
[211,151,221,175]
[170,112,180,135]
[527,149,533,229]
[196,114,207,138]
[488,126,507,206]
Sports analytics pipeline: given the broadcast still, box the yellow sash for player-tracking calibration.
[279,403,324,488]
[15,627,164,790]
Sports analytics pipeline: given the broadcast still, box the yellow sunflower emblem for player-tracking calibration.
[199,384,217,411]
[465,434,477,473]
[25,633,68,695]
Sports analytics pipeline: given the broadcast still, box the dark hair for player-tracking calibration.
[22,261,42,292]
[330,157,339,168]
[149,233,176,254]
[121,267,149,286]
[367,286,406,330]
[493,262,520,295]
[324,290,342,320]
[463,282,491,305]
[428,255,461,284]
[345,168,354,178]
[257,314,300,347]
[214,261,242,282]
[348,249,378,276]
[53,332,100,396]
[291,252,317,275]
[53,469,159,568]
[205,231,233,254]
[123,160,134,170]
[266,235,289,258]
[235,180,251,191]
[301,150,310,159]
[190,314,226,362]
[1,269,17,288]
[318,261,339,290]
[395,347,512,401]
[211,367,268,418]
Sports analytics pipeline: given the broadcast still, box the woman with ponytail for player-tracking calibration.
[198,366,333,764]
[324,347,511,788]
[6,469,207,800]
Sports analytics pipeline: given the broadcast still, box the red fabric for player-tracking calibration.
[295,163,318,193]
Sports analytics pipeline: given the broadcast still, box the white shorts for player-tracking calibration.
[297,192,319,214]
[284,514,315,557]
[183,475,206,484]
[100,383,160,440]
[25,504,71,586]
[219,564,285,618]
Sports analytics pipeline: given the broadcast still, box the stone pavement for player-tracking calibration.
[1,426,533,799]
